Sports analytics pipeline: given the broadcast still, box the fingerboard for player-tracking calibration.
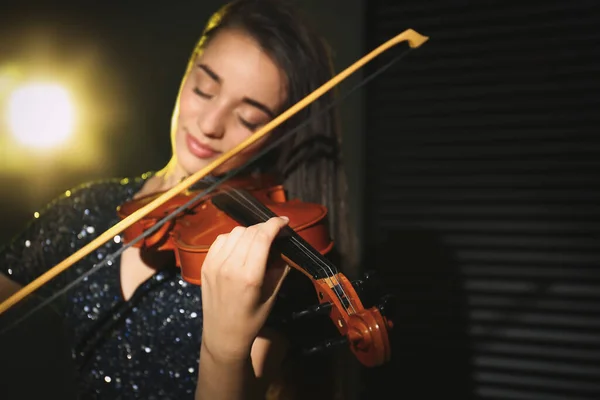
[211,188,335,280]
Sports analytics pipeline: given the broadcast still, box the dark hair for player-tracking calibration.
[192,1,359,399]
[193,0,357,270]
[193,0,358,275]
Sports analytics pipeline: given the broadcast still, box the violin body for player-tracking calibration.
[117,176,333,285]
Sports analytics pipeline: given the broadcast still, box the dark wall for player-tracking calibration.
[362,1,600,399]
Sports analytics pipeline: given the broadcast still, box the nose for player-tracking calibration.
[197,102,226,139]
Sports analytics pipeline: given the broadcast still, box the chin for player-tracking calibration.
[180,154,211,176]
[173,144,205,176]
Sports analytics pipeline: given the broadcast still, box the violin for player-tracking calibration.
[117,173,391,366]
[0,28,429,369]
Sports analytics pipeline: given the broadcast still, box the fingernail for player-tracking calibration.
[280,216,289,223]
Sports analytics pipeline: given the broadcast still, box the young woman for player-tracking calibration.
[0,0,357,398]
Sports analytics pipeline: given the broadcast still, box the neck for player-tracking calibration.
[156,158,189,189]
[136,158,188,198]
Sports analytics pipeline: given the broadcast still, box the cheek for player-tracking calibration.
[212,130,266,174]
[223,126,255,151]
[178,89,197,120]
[230,132,269,161]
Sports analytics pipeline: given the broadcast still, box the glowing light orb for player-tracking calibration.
[7,82,75,149]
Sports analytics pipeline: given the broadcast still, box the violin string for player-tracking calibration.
[285,236,357,314]
[224,188,338,280]
[224,188,356,315]
[0,46,412,333]
[224,188,340,282]
[224,189,353,315]
[1,242,130,335]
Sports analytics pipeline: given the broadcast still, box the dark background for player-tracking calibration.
[2,1,600,400]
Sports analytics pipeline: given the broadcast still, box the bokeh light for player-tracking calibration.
[7,82,75,149]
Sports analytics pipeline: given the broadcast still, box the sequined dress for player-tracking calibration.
[0,173,320,399]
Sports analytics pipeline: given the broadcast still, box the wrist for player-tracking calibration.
[197,339,258,400]
[201,336,252,365]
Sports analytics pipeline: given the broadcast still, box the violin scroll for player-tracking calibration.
[308,271,393,367]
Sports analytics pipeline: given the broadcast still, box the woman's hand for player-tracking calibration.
[199,216,291,362]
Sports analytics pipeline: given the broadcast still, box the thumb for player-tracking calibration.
[262,262,291,304]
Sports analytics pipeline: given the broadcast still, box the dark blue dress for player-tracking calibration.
[0,174,322,399]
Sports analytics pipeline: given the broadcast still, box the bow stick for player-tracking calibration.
[0,28,428,316]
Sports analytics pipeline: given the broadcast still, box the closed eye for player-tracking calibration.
[193,87,212,99]
[239,118,260,132]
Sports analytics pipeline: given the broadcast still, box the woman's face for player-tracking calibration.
[172,28,287,177]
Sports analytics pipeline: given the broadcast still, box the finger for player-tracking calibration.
[211,225,246,267]
[222,217,288,272]
[243,217,290,282]
[262,263,291,304]
[202,233,228,271]
[220,222,259,273]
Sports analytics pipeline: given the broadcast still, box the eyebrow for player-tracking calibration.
[197,63,276,118]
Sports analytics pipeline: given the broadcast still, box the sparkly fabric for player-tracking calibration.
[0,173,321,399]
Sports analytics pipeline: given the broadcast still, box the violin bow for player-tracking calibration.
[0,28,428,317]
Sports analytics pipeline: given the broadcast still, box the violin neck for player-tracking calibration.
[211,188,337,280]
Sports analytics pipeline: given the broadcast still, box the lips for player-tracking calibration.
[185,132,219,159]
